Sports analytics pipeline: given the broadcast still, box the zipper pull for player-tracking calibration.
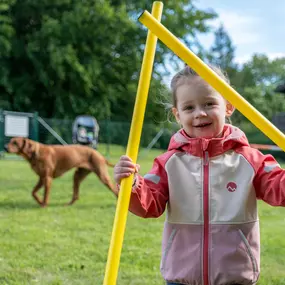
[204,151,209,166]
[201,139,209,151]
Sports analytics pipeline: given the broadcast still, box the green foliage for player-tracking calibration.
[5,0,144,119]
[0,0,15,109]
[232,55,285,126]
[0,0,216,123]
[1,0,285,150]
[206,24,237,80]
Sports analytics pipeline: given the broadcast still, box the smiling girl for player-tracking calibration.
[114,65,285,285]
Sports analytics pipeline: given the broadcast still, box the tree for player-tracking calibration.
[4,0,143,119]
[243,54,285,87]
[110,1,217,122]
[232,54,285,123]
[206,24,237,81]
[0,0,217,122]
[0,0,15,109]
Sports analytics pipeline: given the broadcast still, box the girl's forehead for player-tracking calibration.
[176,77,219,99]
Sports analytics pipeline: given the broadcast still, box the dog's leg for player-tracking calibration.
[67,168,90,206]
[41,176,52,207]
[96,165,118,197]
[32,179,44,206]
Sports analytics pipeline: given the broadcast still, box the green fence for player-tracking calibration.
[1,110,284,161]
[0,110,179,157]
[38,118,178,151]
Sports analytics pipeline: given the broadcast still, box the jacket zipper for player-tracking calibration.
[203,150,209,285]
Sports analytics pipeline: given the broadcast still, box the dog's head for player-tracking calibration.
[5,137,36,159]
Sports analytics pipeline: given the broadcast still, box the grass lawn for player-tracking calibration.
[0,145,285,284]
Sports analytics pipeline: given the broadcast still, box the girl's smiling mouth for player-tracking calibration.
[194,122,212,128]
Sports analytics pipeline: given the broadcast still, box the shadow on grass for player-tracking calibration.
[0,201,65,210]
[0,200,117,210]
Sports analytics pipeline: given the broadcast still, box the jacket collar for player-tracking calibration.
[168,124,249,157]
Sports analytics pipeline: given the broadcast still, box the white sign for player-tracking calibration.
[5,115,29,137]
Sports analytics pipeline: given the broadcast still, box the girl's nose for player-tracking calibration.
[194,107,207,118]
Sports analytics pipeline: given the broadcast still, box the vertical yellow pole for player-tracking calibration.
[138,11,285,152]
[103,2,163,284]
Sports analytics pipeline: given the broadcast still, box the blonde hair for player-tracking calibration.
[170,64,230,107]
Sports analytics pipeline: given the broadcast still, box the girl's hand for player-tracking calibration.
[114,155,140,185]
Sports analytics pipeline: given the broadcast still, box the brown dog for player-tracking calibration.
[5,137,118,207]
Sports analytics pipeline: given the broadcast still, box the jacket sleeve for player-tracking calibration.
[253,153,285,206]
[128,156,169,218]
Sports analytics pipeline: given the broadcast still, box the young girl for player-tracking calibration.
[114,65,285,285]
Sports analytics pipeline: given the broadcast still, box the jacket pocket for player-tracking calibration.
[161,228,177,270]
[238,229,258,280]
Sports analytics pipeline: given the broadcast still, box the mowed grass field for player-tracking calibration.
[0,144,285,285]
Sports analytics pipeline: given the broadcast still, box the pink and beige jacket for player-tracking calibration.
[128,125,285,285]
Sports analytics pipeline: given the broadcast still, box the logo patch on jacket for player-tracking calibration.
[227,182,237,192]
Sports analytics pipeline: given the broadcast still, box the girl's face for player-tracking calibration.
[172,77,234,139]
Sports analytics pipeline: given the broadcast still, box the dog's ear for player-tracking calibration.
[20,138,27,152]
[10,138,19,149]
[21,139,33,158]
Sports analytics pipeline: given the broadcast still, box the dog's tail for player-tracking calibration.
[105,158,115,167]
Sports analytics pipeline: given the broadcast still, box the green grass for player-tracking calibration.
[0,145,285,284]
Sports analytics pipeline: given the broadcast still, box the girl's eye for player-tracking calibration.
[185,106,194,110]
[205,102,214,107]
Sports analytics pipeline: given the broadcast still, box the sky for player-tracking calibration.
[196,0,285,64]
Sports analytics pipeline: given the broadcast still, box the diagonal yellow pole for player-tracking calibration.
[138,11,285,152]
[103,2,163,284]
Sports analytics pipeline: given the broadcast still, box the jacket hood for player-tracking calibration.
[168,124,249,157]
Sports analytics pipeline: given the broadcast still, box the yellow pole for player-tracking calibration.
[139,11,285,152]
[103,2,163,284]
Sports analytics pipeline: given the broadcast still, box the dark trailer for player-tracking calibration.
[72,115,99,149]
[275,82,285,94]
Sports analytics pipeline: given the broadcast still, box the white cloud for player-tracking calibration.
[235,52,285,65]
[212,9,261,45]
[267,52,285,60]
[198,9,261,51]
[234,54,251,64]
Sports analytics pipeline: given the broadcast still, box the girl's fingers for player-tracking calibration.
[118,172,132,179]
[114,166,135,174]
[120,155,133,162]
[114,156,140,184]
[114,172,133,184]
[135,164,140,173]
[115,161,137,172]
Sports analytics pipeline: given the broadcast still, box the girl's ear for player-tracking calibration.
[225,102,235,117]
[172,107,180,124]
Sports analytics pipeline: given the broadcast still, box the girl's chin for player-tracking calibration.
[188,129,222,139]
